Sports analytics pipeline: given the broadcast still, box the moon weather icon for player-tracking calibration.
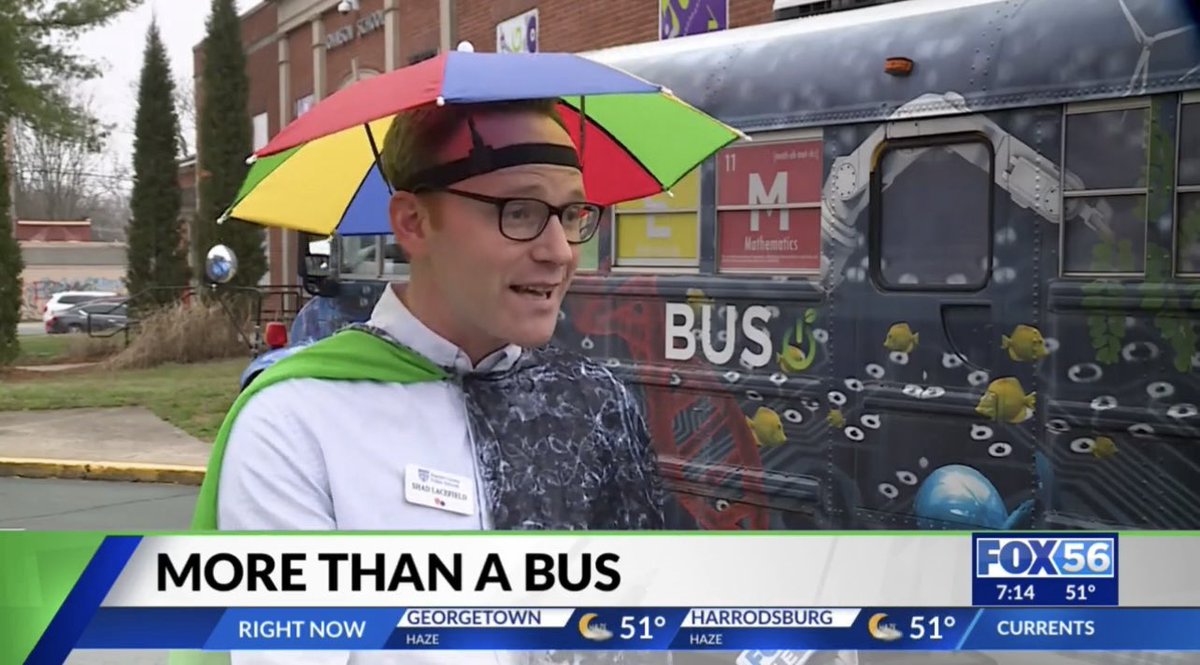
[578,613,614,642]
[867,613,904,642]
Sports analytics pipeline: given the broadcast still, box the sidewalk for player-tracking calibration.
[0,406,209,485]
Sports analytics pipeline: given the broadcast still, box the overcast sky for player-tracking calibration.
[72,0,258,186]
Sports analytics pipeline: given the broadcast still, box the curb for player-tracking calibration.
[0,457,206,485]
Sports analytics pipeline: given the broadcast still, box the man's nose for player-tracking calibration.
[530,214,575,264]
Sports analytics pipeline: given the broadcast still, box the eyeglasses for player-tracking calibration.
[434,188,603,244]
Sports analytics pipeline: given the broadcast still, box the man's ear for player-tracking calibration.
[388,191,431,259]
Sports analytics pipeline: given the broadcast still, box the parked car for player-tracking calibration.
[45,300,128,335]
[41,291,118,323]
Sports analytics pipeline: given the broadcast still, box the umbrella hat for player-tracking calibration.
[224,49,746,237]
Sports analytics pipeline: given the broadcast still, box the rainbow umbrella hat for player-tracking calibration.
[222,49,746,236]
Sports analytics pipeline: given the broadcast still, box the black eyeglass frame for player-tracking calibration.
[416,186,603,245]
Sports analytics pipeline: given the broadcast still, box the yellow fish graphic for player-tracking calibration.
[685,287,713,320]
[827,409,846,429]
[746,406,787,447]
[1093,436,1118,459]
[975,377,1037,424]
[884,323,919,353]
[1002,324,1049,362]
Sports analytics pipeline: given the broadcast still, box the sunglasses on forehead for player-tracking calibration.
[403,115,603,244]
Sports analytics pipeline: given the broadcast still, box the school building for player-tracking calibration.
[186,0,901,287]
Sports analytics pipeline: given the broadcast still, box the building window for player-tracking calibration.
[611,168,700,269]
[1177,99,1200,274]
[715,132,823,273]
[873,136,993,289]
[1062,101,1150,275]
[252,113,268,151]
[295,94,315,119]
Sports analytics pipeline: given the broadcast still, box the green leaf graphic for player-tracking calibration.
[0,532,108,665]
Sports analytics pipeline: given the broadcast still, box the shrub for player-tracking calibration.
[106,299,252,370]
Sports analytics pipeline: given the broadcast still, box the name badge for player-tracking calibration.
[404,464,475,516]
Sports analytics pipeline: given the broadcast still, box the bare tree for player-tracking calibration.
[10,84,131,240]
[175,73,197,158]
[11,87,111,220]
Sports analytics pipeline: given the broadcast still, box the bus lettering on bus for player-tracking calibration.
[664,302,773,368]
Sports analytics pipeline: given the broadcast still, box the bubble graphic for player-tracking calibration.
[1122,342,1160,363]
[969,370,990,387]
[971,424,994,441]
[879,483,899,499]
[784,409,803,423]
[1046,419,1070,433]
[1129,423,1155,437]
[1068,363,1103,384]
[921,386,946,400]
[1147,382,1175,399]
[942,353,964,369]
[1168,404,1198,419]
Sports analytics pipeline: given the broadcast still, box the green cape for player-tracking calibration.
[171,329,448,664]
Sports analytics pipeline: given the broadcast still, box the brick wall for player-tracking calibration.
[399,0,442,64]
[325,0,387,89]
[457,0,775,54]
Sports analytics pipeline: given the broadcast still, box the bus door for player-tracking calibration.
[828,116,1044,531]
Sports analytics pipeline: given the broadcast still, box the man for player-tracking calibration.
[188,98,672,664]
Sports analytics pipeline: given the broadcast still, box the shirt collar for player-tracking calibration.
[367,283,523,375]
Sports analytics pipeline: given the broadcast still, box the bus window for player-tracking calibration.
[612,168,701,269]
[1177,99,1200,275]
[382,234,410,275]
[1062,101,1149,275]
[340,235,379,276]
[874,137,992,289]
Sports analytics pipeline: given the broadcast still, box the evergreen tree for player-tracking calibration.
[0,0,140,365]
[195,0,265,287]
[126,20,190,309]
[0,121,23,365]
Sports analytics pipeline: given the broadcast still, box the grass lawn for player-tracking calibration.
[0,359,246,441]
[15,333,125,366]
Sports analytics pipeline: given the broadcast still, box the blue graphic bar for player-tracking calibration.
[971,532,1119,606]
[70,607,1200,652]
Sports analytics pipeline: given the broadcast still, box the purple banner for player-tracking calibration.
[660,0,728,40]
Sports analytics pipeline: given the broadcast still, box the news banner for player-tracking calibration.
[5,531,1200,664]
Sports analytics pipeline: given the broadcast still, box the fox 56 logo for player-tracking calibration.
[974,536,1116,578]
